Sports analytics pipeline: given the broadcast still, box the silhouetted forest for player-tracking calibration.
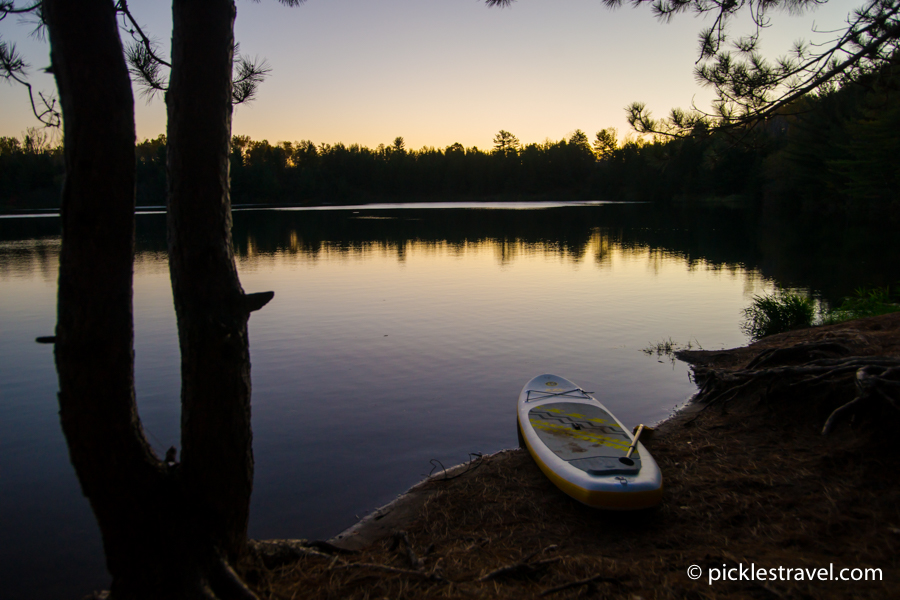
[0,129,64,210]
[2,59,896,215]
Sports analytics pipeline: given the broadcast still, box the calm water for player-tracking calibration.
[1,201,895,598]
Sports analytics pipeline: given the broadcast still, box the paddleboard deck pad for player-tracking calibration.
[518,374,663,510]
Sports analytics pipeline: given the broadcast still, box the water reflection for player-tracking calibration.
[0,238,61,281]
[1,202,898,600]
[224,204,896,304]
[6,202,888,304]
[226,207,742,272]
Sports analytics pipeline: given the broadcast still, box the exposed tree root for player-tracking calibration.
[389,530,423,570]
[539,572,623,597]
[247,539,352,570]
[207,554,259,600]
[685,341,900,434]
[743,340,854,369]
[477,545,560,582]
[330,561,446,581]
[822,365,900,434]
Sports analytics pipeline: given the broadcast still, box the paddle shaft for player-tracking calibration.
[625,424,645,459]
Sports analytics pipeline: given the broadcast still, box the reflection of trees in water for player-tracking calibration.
[229,204,761,273]
[0,237,61,281]
[226,205,900,305]
[589,229,612,267]
[2,205,898,304]
[0,217,63,281]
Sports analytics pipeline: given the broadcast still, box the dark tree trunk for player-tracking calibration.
[46,0,266,597]
[44,0,181,595]
[167,0,266,563]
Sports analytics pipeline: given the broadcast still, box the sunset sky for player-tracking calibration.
[1,0,854,150]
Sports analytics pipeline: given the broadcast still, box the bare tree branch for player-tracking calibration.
[115,0,171,68]
[0,3,60,127]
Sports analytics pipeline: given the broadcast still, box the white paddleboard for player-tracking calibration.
[517,374,663,510]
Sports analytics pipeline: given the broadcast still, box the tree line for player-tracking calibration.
[0,128,64,209]
[129,127,777,206]
[4,60,897,215]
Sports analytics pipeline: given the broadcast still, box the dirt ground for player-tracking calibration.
[244,313,900,599]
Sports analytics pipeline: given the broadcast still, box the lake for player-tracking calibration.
[1,200,895,598]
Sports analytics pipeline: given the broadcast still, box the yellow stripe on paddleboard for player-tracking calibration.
[519,417,663,510]
[529,419,632,451]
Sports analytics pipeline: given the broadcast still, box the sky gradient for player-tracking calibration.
[1,0,855,150]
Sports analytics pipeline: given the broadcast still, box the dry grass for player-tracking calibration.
[245,314,900,599]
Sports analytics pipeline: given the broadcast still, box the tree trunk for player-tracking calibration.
[167,0,257,563]
[44,0,183,595]
[47,1,264,597]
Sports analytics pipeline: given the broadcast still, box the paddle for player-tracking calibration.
[626,424,647,458]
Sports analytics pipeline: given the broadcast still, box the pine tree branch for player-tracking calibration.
[115,0,171,68]
[0,4,61,127]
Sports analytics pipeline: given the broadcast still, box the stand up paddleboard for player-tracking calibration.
[517,374,663,510]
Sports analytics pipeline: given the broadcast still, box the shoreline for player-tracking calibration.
[328,399,706,552]
[0,198,634,218]
[327,450,518,551]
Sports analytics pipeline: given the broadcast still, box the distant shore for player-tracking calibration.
[0,196,640,218]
